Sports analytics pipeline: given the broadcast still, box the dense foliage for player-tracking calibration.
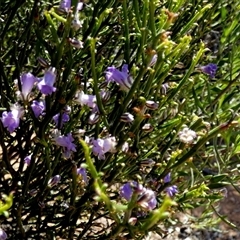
[0,0,240,239]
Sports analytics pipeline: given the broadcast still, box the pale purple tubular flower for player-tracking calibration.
[165,185,178,197]
[53,131,76,158]
[31,100,45,118]
[20,72,37,100]
[0,228,7,240]
[199,63,217,78]
[37,67,57,95]
[1,104,24,133]
[91,136,117,160]
[105,64,133,91]
[75,91,96,108]
[24,155,32,166]
[77,167,88,185]
[120,181,157,211]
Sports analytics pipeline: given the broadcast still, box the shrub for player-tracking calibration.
[0,0,240,239]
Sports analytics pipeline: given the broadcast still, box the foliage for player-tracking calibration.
[0,0,240,239]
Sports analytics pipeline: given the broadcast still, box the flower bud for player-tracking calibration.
[128,217,137,226]
[71,19,82,31]
[48,175,61,188]
[37,57,49,68]
[68,38,84,49]
[88,112,100,125]
[140,158,155,167]
[120,113,134,123]
[145,100,159,110]
[142,123,153,132]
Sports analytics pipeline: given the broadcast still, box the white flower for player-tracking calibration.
[178,127,197,144]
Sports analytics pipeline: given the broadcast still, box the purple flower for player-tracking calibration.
[91,137,117,160]
[0,228,7,240]
[37,67,57,95]
[24,155,32,166]
[165,185,178,197]
[20,72,37,100]
[120,182,133,201]
[163,173,171,183]
[105,64,133,91]
[31,100,45,118]
[199,63,217,78]
[53,131,76,158]
[120,181,157,211]
[77,167,88,185]
[53,112,70,128]
[1,104,24,133]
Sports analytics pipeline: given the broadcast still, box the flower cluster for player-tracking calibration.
[53,130,77,159]
[1,68,56,133]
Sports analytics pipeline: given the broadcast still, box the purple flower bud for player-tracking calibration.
[1,104,24,133]
[31,100,45,118]
[142,123,153,132]
[72,19,82,31]
[137,189,157,210]
[24,155,31,166]
[165,185,178,197]
[128,217,137,226]
[68,38,84,49]
[0,228,7,240]
[140,158,155,167]
[37,57,49,68]
[105,64,133,91]
[149,54,158,67]
[199,63,217,78]
[29,189,38,196]
[76,167,88,185]
[145,100,159,110]
[100,90,111,102]
[37,67,57,95]
[120,112,134,123]
[163,173,171,183]
[88,111,100,125]
[48,175,61,187]
[20,73,37,100]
